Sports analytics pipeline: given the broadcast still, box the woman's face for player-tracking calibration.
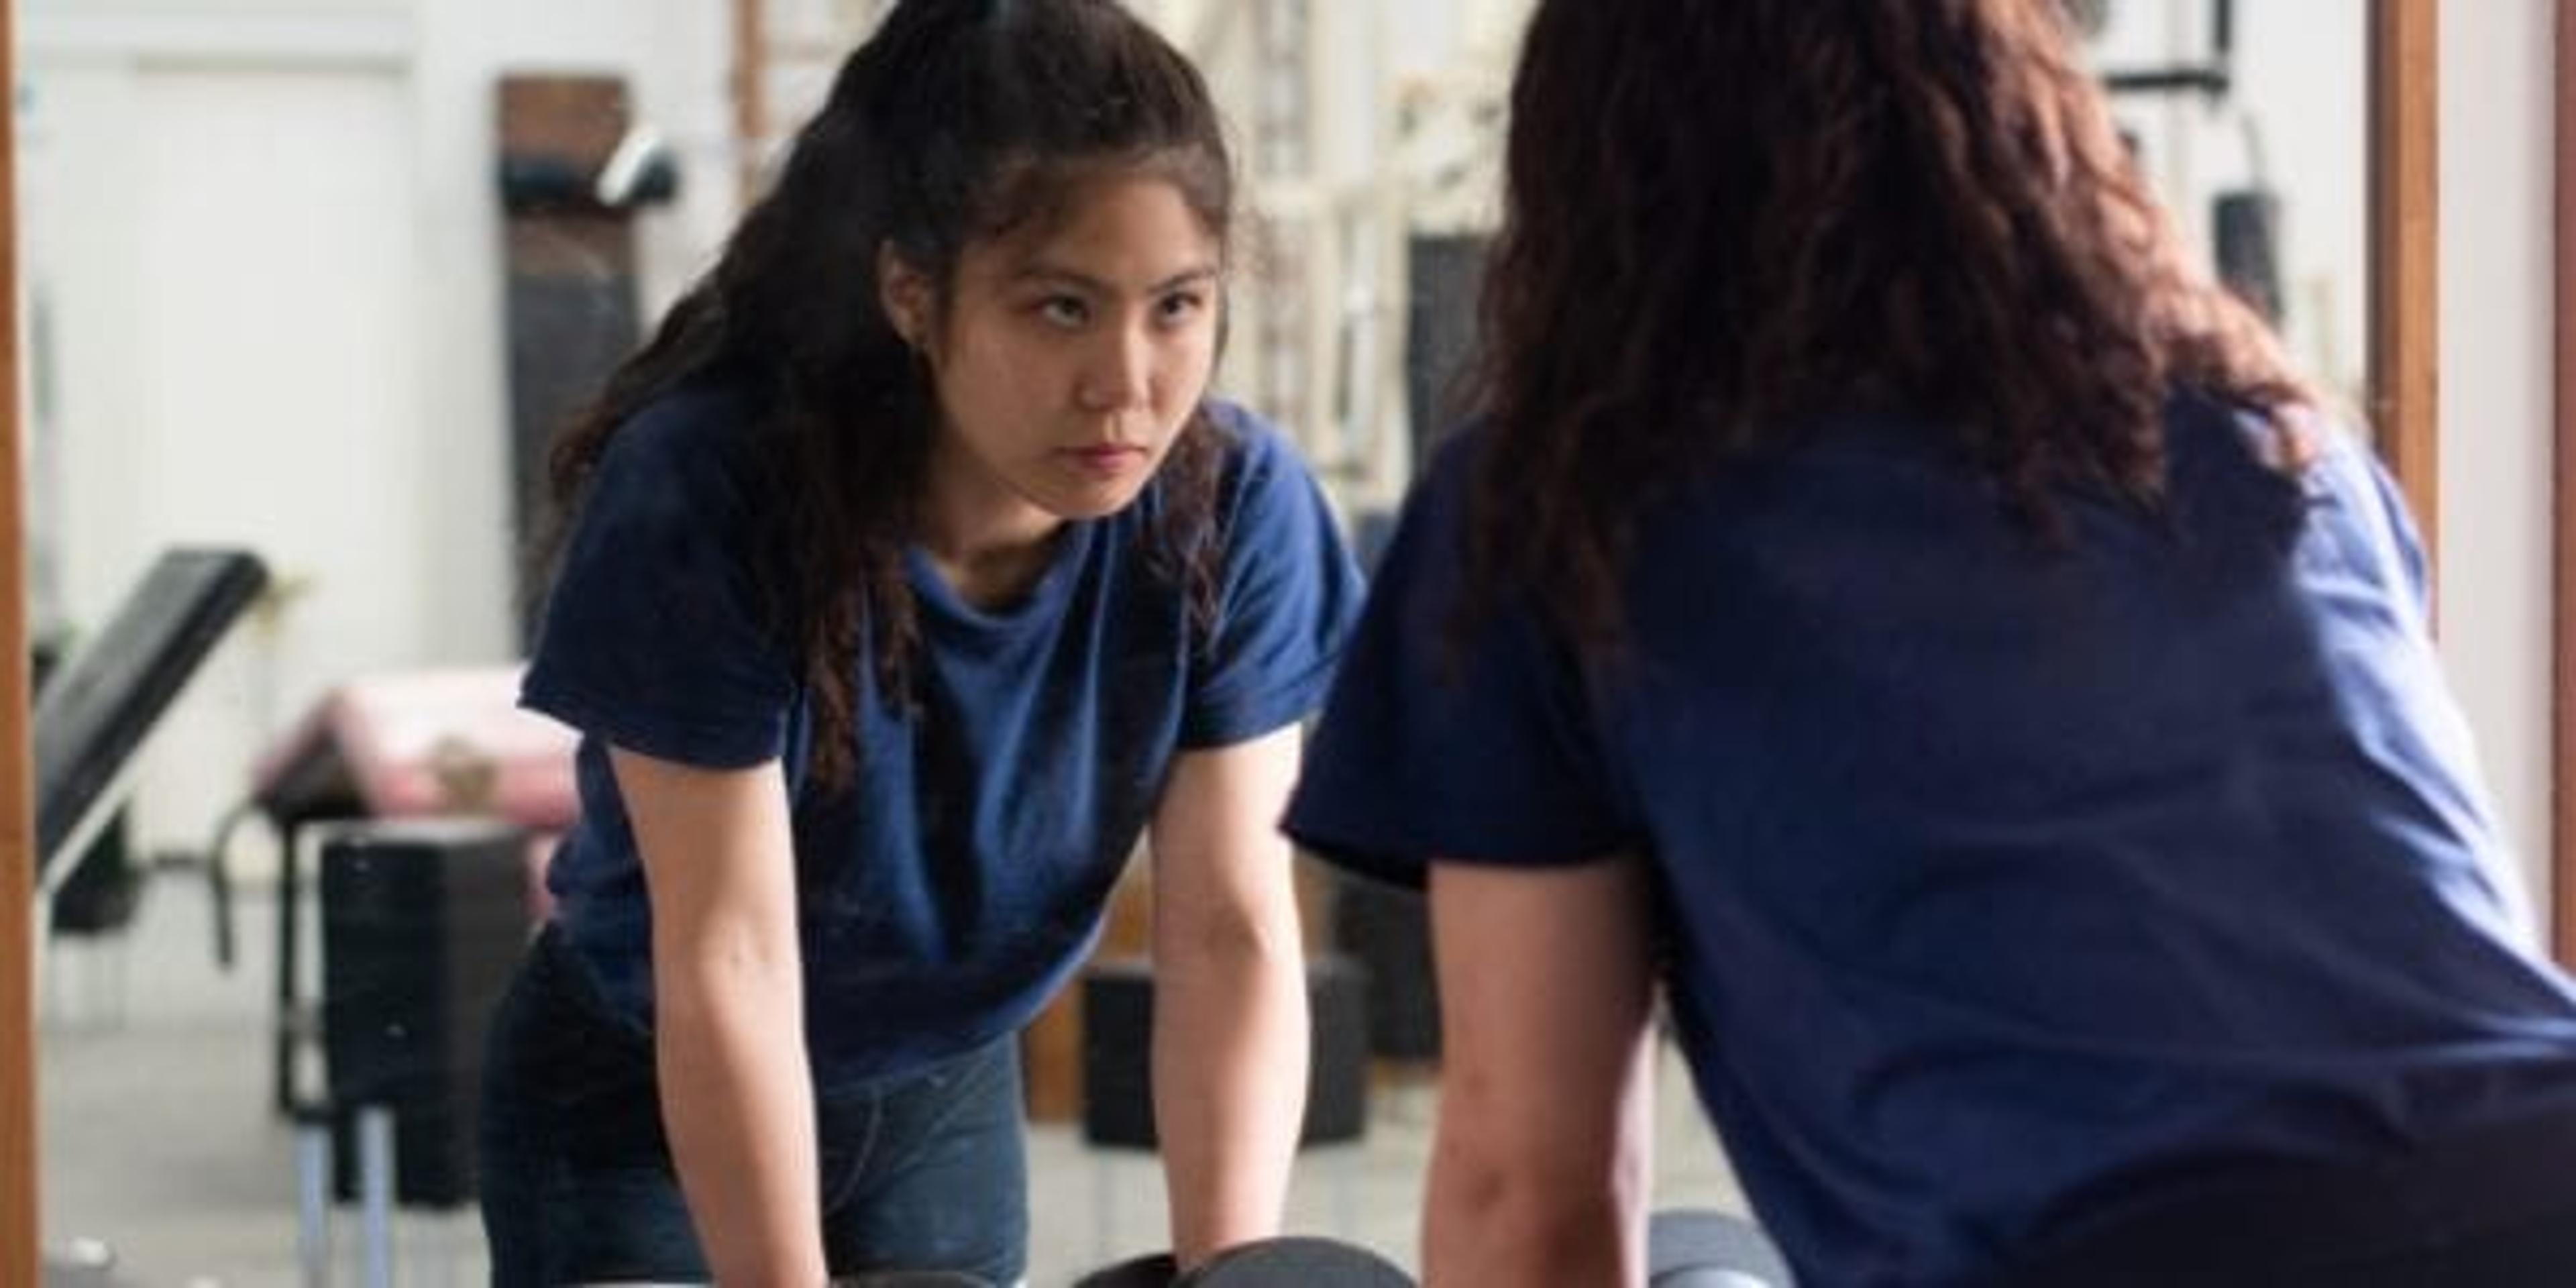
[889,172,1224,545]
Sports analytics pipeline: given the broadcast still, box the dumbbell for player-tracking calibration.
[1075,1210,1790,1287]
[1072,1250,1180,1288]
[1074,1236,1413,1287]
[586,1274,987,1287]
[1648,1208,1795,1287]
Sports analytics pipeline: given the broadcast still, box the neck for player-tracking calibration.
[918,440,1065,610]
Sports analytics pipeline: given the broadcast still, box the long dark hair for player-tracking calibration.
[543,0,1234,789]
[1466,0,2312,653]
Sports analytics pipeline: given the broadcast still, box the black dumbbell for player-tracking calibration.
[1185,1236,1413,1286]
[1073,1251,1181,1288]
[1073,1237,1413,1287]
[1648,1208,1795,1287]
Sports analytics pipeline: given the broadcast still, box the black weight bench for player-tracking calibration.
[30,546,268,1283]
[32,547,268,922]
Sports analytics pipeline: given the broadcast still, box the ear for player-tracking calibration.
[877,242,932,350]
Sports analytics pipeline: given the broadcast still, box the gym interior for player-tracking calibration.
[2,0,2568,1284]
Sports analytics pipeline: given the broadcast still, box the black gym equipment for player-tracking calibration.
[1073,1237,1409,1287]
[1068,1209,1795,1287]
[1187,1237,1413,1287]
[1073,1251,1180,1288]
[318,819,533,1206]
[30,550,271,1283]
[495,74,674,645]
[32,547,268,900]
[1650,1208,1796,1287]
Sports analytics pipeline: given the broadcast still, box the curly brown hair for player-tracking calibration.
[1464,0,2313,653]
[540,0,1232,792]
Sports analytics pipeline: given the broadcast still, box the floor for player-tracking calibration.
[35,875,1749,1287]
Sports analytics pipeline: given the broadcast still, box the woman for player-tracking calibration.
[1285,2,2576,1285]
[478,2,1363,1283]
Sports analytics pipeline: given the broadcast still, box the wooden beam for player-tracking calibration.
[0,0,38,1273]
[2368,0,2440,570]
[2555,0,2576,967]
[733,0,768,202]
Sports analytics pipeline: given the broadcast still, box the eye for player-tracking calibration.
[1154,290,1210,327]
[1036,294,1091,327]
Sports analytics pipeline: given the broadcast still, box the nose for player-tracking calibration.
[1076,321,1153,413]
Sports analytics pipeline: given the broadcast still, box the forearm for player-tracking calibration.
[1152,927,1308,1267]
[655,957,826,1288]
[1418,854,1660,1288]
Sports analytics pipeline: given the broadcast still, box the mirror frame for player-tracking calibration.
[2369,0,2440,553]
[2555,0,2575,969]
[3,0,33,1275]
[0,2,2459,1280]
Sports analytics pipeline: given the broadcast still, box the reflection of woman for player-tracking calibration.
[1287,3,2576,1285]
[476,2,1362,1283]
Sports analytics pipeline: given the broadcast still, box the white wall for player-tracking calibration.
[23,24,437,850]
[21,0,741,855]
[2436,0,2560,930]
[2084,1,2369,402]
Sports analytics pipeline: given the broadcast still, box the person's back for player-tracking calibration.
[1282,2,2576,1283]
[1454,394,2576,1280]
[1300,395,2576,1284]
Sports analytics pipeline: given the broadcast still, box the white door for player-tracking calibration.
[36,61,425,855]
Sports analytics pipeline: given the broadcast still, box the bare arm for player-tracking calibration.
[1423,857,1658,1288]
[612,747,826,1288]
[1146,723,1310,1269]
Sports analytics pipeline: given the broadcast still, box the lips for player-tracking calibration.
[1061,443,1148,478]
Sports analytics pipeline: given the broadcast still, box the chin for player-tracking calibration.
[1041,481,1152,522]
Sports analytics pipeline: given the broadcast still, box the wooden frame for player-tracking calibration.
[1,0,33,1276]
[2555,0,2576,967]
[2369,0,2441,558]
[732,0,769,201]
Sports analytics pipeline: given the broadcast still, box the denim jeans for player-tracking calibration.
[478,926,1028,1286]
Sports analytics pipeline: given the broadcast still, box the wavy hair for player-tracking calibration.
[1466,0,2312,652]
[541,0,1234,790]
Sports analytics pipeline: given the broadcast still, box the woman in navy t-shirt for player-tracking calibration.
[477,3,1362,1283]
[1285,3,2576,1285]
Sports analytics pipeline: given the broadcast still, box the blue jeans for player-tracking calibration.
[478,926,1028,1285]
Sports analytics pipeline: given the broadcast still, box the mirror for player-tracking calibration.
[10,1,2410,1283]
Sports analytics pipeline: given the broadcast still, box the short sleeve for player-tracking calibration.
[1178,409,1369,749]
[1282,433,1639,889]
[2354,435,2434,625]
[521,391,798,768]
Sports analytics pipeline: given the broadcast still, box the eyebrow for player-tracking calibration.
[1010,262,1221,294]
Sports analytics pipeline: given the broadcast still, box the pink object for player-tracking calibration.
[252,666,580,830]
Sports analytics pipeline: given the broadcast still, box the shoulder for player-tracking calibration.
[579,380,773,533]
[1177,398,1340,542]
[1381,422,1489,564]
[1197,398,1302,492]
[599,381,765,478]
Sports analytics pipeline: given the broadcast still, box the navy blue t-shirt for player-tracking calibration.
[1285,398,2576,1286]
[525,386,1363,1087]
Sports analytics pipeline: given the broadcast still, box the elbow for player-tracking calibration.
[1431,1159,1640,1286]
[653,930,802,1022]
[1442,1141,1638,1239]
[1428,1100,1646,1281]
[1157,894,1305,976]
